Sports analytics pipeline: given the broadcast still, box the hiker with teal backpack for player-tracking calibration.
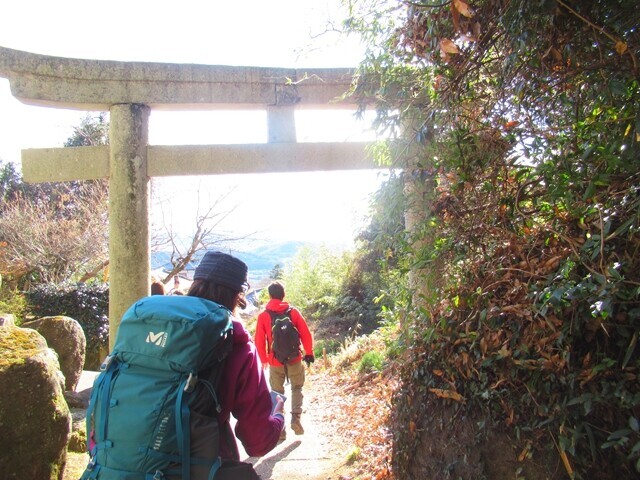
[82,251,284,480]
[254,281,314,440]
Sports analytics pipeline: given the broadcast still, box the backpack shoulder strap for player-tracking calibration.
[266,309,277,327]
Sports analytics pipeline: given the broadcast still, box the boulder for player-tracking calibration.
[23,316,86,391]
[0,326,72,480]
[64,388,92,409]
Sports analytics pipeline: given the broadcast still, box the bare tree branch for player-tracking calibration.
[150,180,253,283]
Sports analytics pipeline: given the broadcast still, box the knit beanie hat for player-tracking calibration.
[193,251,248,291]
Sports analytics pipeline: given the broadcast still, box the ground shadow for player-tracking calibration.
[249,440,302,480]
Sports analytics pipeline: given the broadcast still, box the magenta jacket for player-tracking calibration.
[217,319,284,459]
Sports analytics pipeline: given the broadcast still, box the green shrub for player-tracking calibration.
[25,283,109,368]
[67,429,87,453]
[284,246,351,319]
[0,288,28,323]
[313,338,341,357]
[357,350,384,373]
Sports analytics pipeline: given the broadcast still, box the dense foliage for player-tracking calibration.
[345,0,639,477]
[283,244,388,335]
[25,283,109,368]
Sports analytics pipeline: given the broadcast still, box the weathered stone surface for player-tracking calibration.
[0,313,15,327]
[108,104,151,351]
[22,316,87,391]
[64,387,91,409]
[0,327,71,480]
[0,46,356,110]
[22,140,375,183]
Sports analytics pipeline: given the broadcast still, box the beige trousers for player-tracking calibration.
[269,361,305,416]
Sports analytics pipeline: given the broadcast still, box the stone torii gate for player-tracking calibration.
[0,46,375,349]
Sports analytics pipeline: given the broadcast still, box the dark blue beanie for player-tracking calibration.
[193,251,248,291]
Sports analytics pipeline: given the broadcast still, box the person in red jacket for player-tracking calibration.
[255,281,314,438]
[187,251,285,468]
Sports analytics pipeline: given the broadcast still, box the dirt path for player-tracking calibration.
[243,370,356,480]
[66,370,358,480]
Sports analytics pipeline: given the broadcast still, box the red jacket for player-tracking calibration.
[217,319,284,458]
[255,299,314,367]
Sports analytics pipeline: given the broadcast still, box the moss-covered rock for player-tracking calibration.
[68,408,88,453]
[0,327,72,480]
[67,428,87,453]
[23,316,86,391]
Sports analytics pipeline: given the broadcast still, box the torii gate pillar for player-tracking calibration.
[108,104,150,340]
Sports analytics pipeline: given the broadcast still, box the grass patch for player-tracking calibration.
[314,338,341,357]
[346,446,361,464]
[357,350,384,373]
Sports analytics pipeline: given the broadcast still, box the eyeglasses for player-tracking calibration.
[241,282,250,293]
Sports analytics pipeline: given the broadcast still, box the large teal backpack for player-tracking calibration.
[80,295,233,480]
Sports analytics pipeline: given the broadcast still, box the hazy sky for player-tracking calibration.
[0,0,386,247]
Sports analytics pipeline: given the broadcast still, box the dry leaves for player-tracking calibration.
[453,0,474,18]
[440,38,459,55]
[326,367,398,480]
[429,387,466,403]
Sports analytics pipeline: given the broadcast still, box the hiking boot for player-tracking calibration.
[291,414,304,435]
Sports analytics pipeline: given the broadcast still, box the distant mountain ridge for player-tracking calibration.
[151,240,309,283]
